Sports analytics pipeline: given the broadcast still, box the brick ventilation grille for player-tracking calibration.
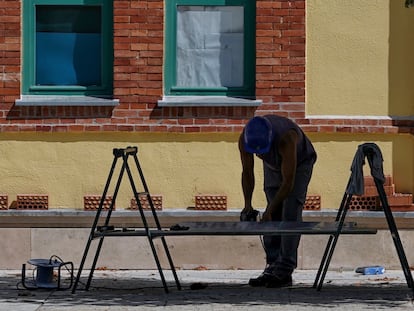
[0,195,8,210]
[350,175,414,211]
[195,195,227,210]
[16,195,48,210]
[303,195,321,210]
[130,195,162,210]
[349,196,380,211]
[84,195,114,211]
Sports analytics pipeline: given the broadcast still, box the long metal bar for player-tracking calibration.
[93,222,376,237]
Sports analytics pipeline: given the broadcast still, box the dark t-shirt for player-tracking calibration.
[258,115,317,170]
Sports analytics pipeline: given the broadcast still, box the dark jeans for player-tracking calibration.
[262,161,314,277]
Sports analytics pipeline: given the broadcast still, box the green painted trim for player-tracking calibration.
[164,0,256,98]
[164,0,177,97]
[22,0,113,96]
[22,0,35,94]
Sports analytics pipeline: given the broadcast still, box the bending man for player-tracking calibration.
[239,115,317,288]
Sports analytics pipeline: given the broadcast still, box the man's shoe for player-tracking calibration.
[248,273,273,287]
[265,275,293,288]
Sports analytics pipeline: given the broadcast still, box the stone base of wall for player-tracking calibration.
[2,209,414,270]
[2,228,414,271]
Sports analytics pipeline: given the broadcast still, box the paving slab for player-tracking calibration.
[0,269,413,310]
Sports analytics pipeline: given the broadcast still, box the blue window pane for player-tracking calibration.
[35,5,102,86]
[36,32,101,86]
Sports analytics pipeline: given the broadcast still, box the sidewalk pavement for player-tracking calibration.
[1,269,414,311]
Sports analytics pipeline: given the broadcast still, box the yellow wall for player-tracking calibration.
[389,1,414,115]
[392,134,414,192]
[309,134,393,208]
[307,0,414,116]
[306,0,390,116]
[0,133,245,210]
[3,2,414,212]
[304,0,414,205]
[0,133,405,211]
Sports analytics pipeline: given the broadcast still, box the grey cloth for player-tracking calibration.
[346,143,385,196]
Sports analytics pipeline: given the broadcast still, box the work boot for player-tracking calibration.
[248,264,274,287]
[265,274,293,288]
[248,272,274,287]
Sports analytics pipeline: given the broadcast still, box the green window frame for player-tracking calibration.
[165,0,256,98]
[22,0,113,96]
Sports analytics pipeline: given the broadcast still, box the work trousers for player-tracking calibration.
[263,161,314,277]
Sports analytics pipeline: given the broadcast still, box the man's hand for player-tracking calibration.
[261,204,283,222]
[261,209,272,222]
[240,207,259,222]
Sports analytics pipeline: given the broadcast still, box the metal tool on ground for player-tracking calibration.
[21,255,73,290]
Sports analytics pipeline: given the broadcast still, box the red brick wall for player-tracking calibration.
[256,1,305,105]
[0,0,411,134]
[0,0,20,113]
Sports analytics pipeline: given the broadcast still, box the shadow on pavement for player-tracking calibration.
[1,272,414,309]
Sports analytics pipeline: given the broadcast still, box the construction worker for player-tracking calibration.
[239,115,317,288]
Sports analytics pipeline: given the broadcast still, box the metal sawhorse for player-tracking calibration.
[72,146,181,293]
[313,143,414,292]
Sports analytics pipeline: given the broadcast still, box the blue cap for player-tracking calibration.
[243,116,273,154]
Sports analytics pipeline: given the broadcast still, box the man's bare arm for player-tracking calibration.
[239,134,255,212]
